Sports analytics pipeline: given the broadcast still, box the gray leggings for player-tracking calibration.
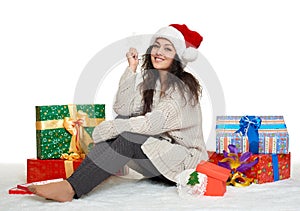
[67,131,175,198]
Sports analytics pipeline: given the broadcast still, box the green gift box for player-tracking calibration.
[36,104,105,159]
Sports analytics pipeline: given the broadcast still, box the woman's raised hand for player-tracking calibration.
[126,48,139,73]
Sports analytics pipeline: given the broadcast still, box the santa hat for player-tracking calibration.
[150,24,203,64]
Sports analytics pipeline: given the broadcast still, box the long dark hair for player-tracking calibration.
[140,45,202,115]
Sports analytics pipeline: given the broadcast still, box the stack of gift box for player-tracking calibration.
[26,104,127,183]
[176,115,291,197]
[209,115,290,184]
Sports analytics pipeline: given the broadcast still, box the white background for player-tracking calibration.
[0,0,299,164]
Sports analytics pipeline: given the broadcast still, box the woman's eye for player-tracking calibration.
[152,44,159,48]
[165,48,172,52]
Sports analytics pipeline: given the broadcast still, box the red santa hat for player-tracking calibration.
[151,24,203,64]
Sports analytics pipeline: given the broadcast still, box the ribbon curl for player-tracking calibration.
[218,144,258,187]
[63,110,86,154]
[61,110,93,160]
[229,172,252,187]
[60,152,85,160]
[235,116,262,154]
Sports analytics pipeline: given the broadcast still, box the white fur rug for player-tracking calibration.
[1,161,300,211]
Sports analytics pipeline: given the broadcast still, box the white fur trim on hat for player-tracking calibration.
[151,26,185,58]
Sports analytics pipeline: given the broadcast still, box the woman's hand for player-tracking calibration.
[126,48,139,73]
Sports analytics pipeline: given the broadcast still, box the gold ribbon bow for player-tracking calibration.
[61,107,101,160]
[62,110,88,157]
[227,172,253,187]
[60,152,85,160]
[220,153,254,187]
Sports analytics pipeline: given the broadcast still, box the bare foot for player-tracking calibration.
[28,180,75,202]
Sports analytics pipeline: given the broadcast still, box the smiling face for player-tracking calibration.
[150,38,177,71]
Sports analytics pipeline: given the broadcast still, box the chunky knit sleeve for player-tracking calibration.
[113,67,139,116]
[92,99,181,143]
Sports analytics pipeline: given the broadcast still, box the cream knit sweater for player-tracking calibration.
[92,67,208,182]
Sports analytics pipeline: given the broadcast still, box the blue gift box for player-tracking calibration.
[216,116,289,154]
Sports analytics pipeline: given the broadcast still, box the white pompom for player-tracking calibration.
[182,47,198,62]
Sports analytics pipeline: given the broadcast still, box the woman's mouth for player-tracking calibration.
[154,57,164,62]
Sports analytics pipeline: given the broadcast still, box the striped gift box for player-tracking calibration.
[216,116,289,154]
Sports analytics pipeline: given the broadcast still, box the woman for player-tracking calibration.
[28,24,209,202]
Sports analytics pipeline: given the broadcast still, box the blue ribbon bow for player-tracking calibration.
[235,116,262,153]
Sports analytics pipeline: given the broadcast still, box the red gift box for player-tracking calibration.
[27,158,128,183]
[244,153,290,184]
[196,160,231,196]
[208,151,291,184]
[27,158,82,183]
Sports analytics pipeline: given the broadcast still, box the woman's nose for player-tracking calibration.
[155,47,163,55]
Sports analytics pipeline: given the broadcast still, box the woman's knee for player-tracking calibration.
[119,131,133,138]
